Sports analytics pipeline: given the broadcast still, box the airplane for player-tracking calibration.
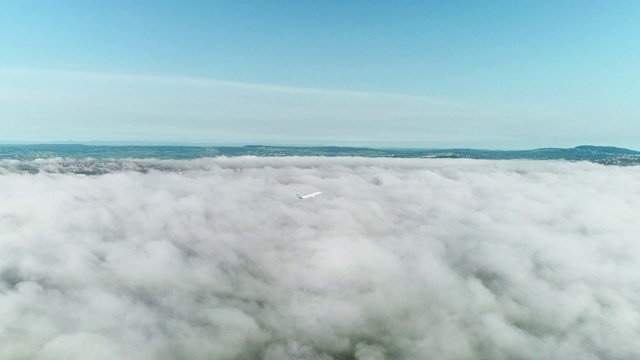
[297,191,322,200]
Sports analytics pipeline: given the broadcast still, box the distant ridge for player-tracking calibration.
[0,144,638,165]
[573,145,640,154]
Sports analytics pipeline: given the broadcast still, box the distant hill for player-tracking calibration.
[573,145,640,155]
[0,144,638,165]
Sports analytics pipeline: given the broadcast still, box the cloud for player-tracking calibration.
[1,157,640,359]
[0,68,567,147]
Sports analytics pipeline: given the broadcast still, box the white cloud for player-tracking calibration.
[1,157,640,359]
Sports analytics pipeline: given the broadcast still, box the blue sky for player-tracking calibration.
[1,0,639,149]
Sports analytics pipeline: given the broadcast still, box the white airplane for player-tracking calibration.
[297,191,322,200]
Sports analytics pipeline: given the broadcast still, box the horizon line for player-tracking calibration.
[0,140,637,152]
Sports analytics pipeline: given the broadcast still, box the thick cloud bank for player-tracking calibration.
[1,157,639,359]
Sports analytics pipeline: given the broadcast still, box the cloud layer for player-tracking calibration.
[1,157,640,359]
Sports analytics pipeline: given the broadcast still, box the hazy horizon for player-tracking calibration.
[0,140,639,153]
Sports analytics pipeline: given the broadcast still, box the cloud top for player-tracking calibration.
[1,157,639,359]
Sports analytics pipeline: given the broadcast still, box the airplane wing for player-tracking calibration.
[297,191,322,200]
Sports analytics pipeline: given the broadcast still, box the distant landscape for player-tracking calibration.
[0,144,639,166]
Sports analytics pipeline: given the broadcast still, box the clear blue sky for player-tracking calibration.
[1,0,639,149]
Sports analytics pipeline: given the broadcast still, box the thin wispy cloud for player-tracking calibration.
[1,157,639,359]
[0,68,564,147]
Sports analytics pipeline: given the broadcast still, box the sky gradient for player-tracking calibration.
[1,0,639,149]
